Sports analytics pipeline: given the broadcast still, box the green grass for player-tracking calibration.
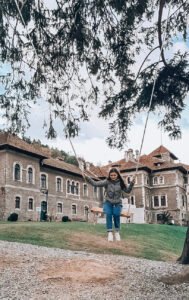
[0,221,187,262]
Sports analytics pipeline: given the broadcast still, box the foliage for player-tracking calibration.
[0,0,189,148]
[158,210,173,224]
[7,212,18,221]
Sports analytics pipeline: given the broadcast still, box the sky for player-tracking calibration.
[1,1,189,167]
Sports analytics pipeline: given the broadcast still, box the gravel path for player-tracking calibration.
[0,240,189,300]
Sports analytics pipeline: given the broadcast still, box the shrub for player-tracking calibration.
[7,212,18,222]
[62,216,71,222]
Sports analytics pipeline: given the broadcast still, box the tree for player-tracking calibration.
[0,0,189,265]
[177,227,189,264]
[0,0,188,148]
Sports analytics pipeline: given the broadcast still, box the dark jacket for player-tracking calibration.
[86,177,134,204]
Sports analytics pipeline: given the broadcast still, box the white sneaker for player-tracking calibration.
[115,232,121,241]
[108,231,113,242]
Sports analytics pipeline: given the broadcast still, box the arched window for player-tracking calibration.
[28,167,33,183]
[83,184,88,197]
[28,198,33,210]
[56,177,62,192]
[15,196,20,209]
[93,186,98,198]
[159,176,164,184]
[67,180,71,193]
[71,181,75,194]
[75,182,79,195]
[153,176,158,185]
[84,206,89,216]
[41,174,47,189]
[72,204,77,215]
[14,163,21,181]
[57,202,63,213]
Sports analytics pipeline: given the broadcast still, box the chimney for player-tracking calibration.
[79,160,85,171]
[135,150,139,160]
[128,148,134,161]
[108,160,112,164]
[86,162,90,171]
[124,151,129,162]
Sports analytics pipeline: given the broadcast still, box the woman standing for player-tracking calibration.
[85,168,135,242]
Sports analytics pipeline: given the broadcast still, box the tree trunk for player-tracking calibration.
[177,227,189,264]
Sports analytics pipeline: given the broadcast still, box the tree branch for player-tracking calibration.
[135,46,159,81]
[158,0,169,67]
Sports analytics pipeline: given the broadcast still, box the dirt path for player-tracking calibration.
[1,241,189,300]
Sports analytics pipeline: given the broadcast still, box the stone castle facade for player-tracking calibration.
[0,132,188,225]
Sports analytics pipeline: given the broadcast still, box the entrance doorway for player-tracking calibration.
[40,201,47,221]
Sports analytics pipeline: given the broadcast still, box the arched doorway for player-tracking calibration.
[40,201,47,221]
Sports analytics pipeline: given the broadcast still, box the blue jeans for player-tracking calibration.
[103,200,122,232]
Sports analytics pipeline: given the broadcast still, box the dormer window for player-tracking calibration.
[159,176,164,184]
[153,176,158,185]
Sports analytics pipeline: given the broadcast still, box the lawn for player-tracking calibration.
[0,221,187,262]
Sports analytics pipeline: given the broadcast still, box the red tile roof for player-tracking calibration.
[148,145,178,160]
[0,132,51,158]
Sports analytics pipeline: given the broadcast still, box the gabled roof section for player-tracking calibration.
[97,145,188,175]
[0,132,51,158]
[42,158,82,176]
[148,145,178,160]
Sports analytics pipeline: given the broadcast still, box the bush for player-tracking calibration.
[7,212,18,222]
[62,216,71,222]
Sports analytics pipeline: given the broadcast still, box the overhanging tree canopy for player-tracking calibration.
[0,0,189,148]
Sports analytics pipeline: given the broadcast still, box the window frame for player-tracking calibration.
[152,195,167,208]
[27,165,35,184]
[15,195,21,210]
[13,162,22,181]
[57,202,63,213]
[40,173,48,189]
[83,183,88,197]
[28,197,34,211]
[71,204,77,215]
[56,176,63,192]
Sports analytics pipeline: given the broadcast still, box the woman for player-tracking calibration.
[85,168,135,242]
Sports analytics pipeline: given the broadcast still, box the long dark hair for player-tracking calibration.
[107,168,127,190]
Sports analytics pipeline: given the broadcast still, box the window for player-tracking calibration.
[56,177,62,192]
[72,204,77,215]
[153,196,159,207]
[28,167,33,183]
[15,196,20,209]
[67,180,79,195]
[153,176,158,185]
[71,181,75,194]
[160,195,166,207]
[67,180,71,193]
[153,176,164,185]
[159,176,164,184]
[130,196,135,205]
[83,184,88,197]
[153,195,167,208]
[14,163,21,181]
[144,175,149,185]
[84,206,89,216]
[127,176,131,184]
[182,195,185,207]
[75,182,79,195]
[28,198,33,210]
[57,203,63,213]
[41,174,47,189]
[93,186,98,197]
